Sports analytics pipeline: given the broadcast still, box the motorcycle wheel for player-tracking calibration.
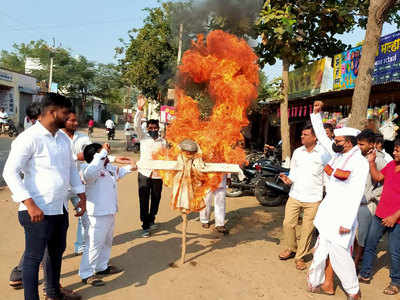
[254,179,283,206]
[226,174,244,197]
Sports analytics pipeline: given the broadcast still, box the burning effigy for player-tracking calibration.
[138,30,259,264]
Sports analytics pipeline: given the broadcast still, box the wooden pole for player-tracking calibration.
[180,212,187,265]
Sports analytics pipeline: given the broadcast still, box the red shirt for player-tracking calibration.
[376,161,400,223]
[88,120,94,127]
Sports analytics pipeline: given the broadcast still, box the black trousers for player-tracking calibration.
[138,173,163,230]
[18,209,68,300]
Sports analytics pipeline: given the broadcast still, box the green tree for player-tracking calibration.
[257,1,358,160]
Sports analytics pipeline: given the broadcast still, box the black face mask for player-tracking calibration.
[332,143,344,153]
[148,130,159,139]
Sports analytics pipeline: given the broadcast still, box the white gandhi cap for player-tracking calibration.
[334,127,361,137]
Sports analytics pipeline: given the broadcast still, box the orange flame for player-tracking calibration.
[155,30,259,209]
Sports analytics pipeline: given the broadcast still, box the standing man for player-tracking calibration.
[0,107,8,134]
[134,95,166,237]
[105,118,115,140]
[60,110,92,256]
[375,133,393,163]
[278,124,330,270]
[24,102,41,130]
[124,120,132,151]
[307,101,369,300]
[3,93,86,300]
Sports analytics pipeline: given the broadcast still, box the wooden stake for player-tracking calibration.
[180,212,187,265]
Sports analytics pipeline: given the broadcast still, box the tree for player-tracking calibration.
[348,0,400,129]
[257,1,359,160]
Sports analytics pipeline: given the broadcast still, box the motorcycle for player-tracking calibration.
[226,143,290,206]
[106,127,115,140]
[2,119,18,137]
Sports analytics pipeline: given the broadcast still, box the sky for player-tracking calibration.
[0,0,399,80]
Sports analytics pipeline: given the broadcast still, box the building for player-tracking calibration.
[0,68,38,128]
[85,96,106,123]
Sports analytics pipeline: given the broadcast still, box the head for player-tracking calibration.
[26,102,41,123]
[64,110,79,133]
[324,123,334,140]
[40,93,72,129]
[147,119,159,139]
[366,118,378,133]
[301,124,316,148]
[393,138,400,162]
[333,135,357,154]
[357,129,376,156]
[83,143,103,163]
[375,133,384,151]
[0,107,4,113]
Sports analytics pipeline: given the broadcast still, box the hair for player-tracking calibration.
[375,133,384,146]
[323,123,334,133]
[83,143,103,163]
[40,92,72,115]
[26,102,41,120]
[344,136,358,146]
[395,137,400,148]
[0,107,4,112]
[302,123,315,135]
[68,108,76,115]
[357,129,376,144]
[147,119,159,128]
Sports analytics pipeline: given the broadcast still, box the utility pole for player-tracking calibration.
[48,38,55,92]
[177,23,183,65]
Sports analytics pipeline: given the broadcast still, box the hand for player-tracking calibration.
[382,214,398,227]
[366,149,376,163]
[102,143,111,153]
[313,101,323,114]
[137,96,146,111]
[339,226,350,235]
[74,193,86,217]
[23,198,44,223]
[115,156,131,164]
[279,173,292,185]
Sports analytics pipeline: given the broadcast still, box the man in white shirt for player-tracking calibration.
[278,124,331,270]
[375,134,393,163]
[0,107,9,134]
[24,103,41,130]
[105,118,115,130]
[60,111,92,256]
[307,101,368,300]
[124,121,132,150]
[3,93,86,300]
[134,95,166,237]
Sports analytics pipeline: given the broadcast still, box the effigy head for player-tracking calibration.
[179,139,198,156]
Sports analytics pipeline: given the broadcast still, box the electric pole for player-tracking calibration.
[48,38,55,92]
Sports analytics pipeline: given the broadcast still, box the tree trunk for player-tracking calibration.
[348,0,396,129]
[280,57,291,162]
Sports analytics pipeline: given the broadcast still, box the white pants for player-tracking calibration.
[79,214,115,279]
[308,236,359,295]
[200,188,226,227]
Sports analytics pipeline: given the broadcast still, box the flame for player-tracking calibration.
[155,30,259,209]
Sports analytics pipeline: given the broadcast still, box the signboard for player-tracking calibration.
[50,82,58,93]
[160,105,176,123]
[333,46,362,90]
[0,71,13,82]
[373,31,400,84]
[288,57,332,99]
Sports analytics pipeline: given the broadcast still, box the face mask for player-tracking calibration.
[332,143,344,153]
[148,130,159,139]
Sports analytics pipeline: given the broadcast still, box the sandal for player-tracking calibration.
[82,275,105,287]
[309,286,335,296]
[9,280,23,289]
[214,226,229,235]
[279,249,296,260]
[358,275,371,284]
[383,284,399,295]
[201,223,210,229]
[96,265,123,276]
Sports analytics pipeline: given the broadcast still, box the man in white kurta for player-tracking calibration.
[308,106,369,299]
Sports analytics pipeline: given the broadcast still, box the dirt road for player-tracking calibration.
[0,155,392,300]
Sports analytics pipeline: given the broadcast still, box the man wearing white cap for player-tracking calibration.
[307,101,369,300]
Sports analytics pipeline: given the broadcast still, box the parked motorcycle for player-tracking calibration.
[2,119,18,137]
[106,128,115,140]
[226,144,290,206]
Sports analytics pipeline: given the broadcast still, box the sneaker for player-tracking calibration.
[149,223,159,231]
[141,229,151,238]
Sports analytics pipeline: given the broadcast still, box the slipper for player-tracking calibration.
[82,275,105,287]
[279,249,296,260]
[358,275,371,284]
[9,280,23,289]
[309,286,335,296]
[202,223,210,229]
[383,284,399,295]
[96,265,123,276]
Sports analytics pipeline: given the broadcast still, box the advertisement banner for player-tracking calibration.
[373,30,400,84]
[160,105,176,123]
[333,46,362,90]
[288,57,332,100]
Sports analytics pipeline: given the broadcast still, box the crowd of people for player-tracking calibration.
[1,94,399,300]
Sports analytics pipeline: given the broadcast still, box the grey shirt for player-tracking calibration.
[362,150,386,204]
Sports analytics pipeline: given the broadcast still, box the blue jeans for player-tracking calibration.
[18,210,68,300]
[360,215,400,286]
[71,197,88,253]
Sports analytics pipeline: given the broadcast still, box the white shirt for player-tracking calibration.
[59,130,91,168]
[24,117,34,130]
[381,149,393,164]
[124,122,132,136]
[134,109,166,178]
[310,113,369,248]
[288,144,331,203]
[0,111,8,123]
[3,121,85,215]
[80,149,131,216]
[105,119,115,129]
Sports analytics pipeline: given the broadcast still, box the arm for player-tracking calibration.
[310,113,334,157]
[282,150,297,185]
[82,148,108,184]
[69,147,86,216]
[367,151,385,182]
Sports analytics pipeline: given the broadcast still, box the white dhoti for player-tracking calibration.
[308,235,359,295]
[200,178,226,227]
[79,214,115,279]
